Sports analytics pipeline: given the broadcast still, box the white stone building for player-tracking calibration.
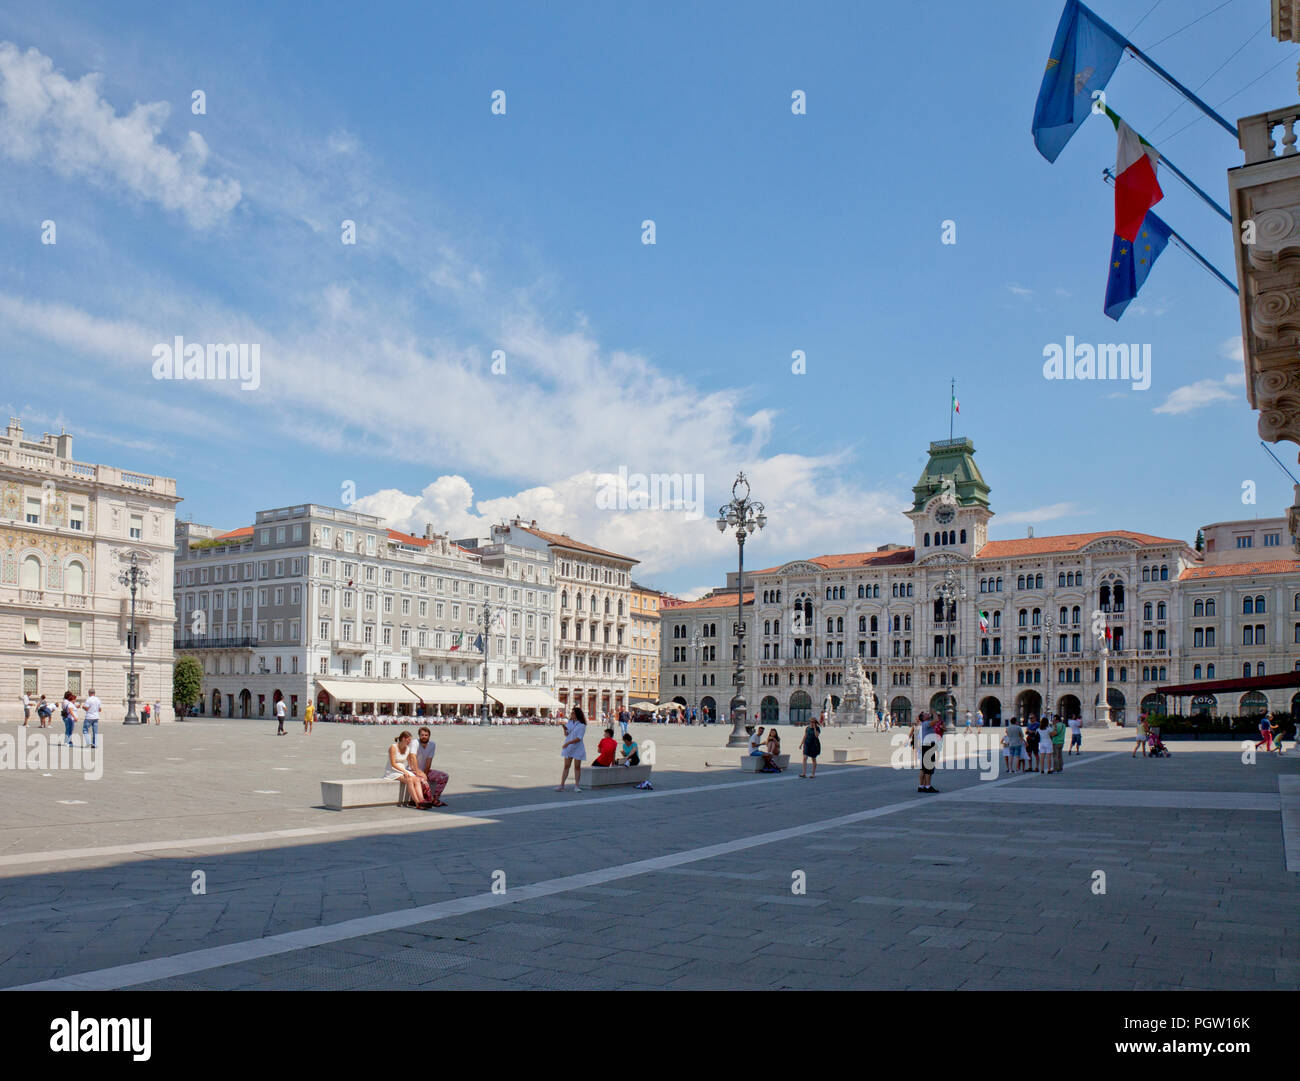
[175,504,558,719]
[1,419,180,722]
[661,438,1300,727]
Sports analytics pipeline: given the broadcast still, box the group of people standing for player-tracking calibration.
[20,690,164,744]
[999,715,1077,774]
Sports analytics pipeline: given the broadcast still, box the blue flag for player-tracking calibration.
[1104,210,1172,320]
[1032,1,1128,162]
[474,633,485,653]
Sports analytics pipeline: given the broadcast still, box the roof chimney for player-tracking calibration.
[1027,526,1034,539]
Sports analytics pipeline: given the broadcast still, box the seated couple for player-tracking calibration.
[385,729,450,809]
[746,725,783,772]
[592,728,640,767]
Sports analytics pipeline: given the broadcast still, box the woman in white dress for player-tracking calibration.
[385,731,429,808]
[557,706,587,792]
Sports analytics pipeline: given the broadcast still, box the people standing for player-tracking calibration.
[21,691,31,727]
[61,692,77,746]
[917,711,942,794]
[275,696,287,736]
[557,706,587,791]
[141,702,151,725]
[1050,715,1066,773]
[304,700,315,734]
[965,710,973,731]
[1133,714,1149,758]
[1068,714,1082,755]
[799,716,822,778]
[153,699,162,726]
[82,689,101,749]
[618,707,630,739]
[36,694,52,729]
[1005,717,1025,773]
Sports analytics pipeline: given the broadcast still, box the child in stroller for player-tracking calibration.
[1147,732,1171,758]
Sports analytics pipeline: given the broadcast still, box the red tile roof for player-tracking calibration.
[751,549,915,575]
[386,528,429,548]
[517,525,639,565]
[1179,560,1300,580]
[214,526,253,540]
[668,591,754,610]
[975,531,1184,559]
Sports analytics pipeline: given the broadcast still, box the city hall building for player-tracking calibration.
[661,438,1300,727]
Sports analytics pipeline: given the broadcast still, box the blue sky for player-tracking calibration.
[0,0,1293,596]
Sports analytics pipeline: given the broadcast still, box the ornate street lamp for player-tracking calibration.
[691,630,702,724]
[716,472,765,746]
[1042,612,1056,720]
[118,554,150,725]
[933,566,966,727]
[480,600,495,725]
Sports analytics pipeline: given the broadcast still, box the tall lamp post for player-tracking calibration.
[716,472,766,747]
[118,554,150,725]
[933,567,966,728]
[1042,612,1056,721]
[691,630,702,724]
[479,600,495,725]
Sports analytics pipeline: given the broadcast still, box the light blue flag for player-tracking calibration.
[1032,0,1128,162]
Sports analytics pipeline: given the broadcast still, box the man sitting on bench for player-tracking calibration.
[593,727,618,767]
[411,726,449,807]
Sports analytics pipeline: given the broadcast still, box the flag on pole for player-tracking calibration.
[1107,108,1162,241]
[1031,1,1128,162]
[474,633,485,653]
[1104,210,1172,320]
[979,611,989,634]
[449,631,463,652]
[952,390,960,416]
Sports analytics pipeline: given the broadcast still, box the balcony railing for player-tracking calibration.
[175,636,259,650]
[1240,107,1300,165]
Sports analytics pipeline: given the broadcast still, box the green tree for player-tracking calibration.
[1194,528,1204,553]
[173,655,203,716]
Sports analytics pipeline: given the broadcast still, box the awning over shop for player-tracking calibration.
[1156,672,1300,697]
[315,679,420,705]
[488,687,564,711]
[402,682,486,706]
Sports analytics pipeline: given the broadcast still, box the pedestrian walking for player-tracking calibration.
[21,691,31,726]
[275,696,287,735]
[965,710,973,731]
[557,705,587,791]
[60,692,77,746]
[916,711,943,794]
[304,700,314,734]
[618,708,630,738]
[1133,715,1149,758]
[1255,712,1274,753]
[1068,714,1082,755]
[1005,717,1025,772]
[82,689,101,748]
[799,717,822,778]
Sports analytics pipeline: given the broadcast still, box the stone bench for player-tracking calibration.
[831,747,870,763]
[320,778,410,810]
[585,764,653,787]
[741,753,790,772]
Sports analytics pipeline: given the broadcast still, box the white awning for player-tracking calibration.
[403,682,485,706]
[488,687,564,711]
[316,679,420,705]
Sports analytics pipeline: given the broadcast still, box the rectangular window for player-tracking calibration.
[68,621,82,649]
[23,618,40,645]
[70,504,84,531]
[129,513,143,539]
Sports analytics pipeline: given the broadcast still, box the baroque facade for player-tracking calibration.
[660,438,1300,727]
[1,419,180,722]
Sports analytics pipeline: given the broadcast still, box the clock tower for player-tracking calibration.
[906,437,993,561]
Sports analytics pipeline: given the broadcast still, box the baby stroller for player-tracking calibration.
[1148,734,1171,758]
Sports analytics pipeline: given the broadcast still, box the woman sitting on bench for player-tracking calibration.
[618,734,640,767]
[763,728,783,772]
[385,732,431,809]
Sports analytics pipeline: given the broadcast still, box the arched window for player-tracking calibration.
[870,615,878,632]
[1194,599,1204,617]
[1206,664,1215,679]
[1244,596,1254,615]
[1157,602,1166,620]
[20,554,41,590]
[1257,662,1265,677]
[960,529,967,543]
[835,617,843,633]
[1017,575,1025,590]
[1142,566,1150,582]
[1193,664,1202,680]
[857,585,864,598]
[1255,594,1266,613]
[1143,602,1152,620]
[1244,662,1252,679]
[1072,605,1080,624]
[858,616,866,632]
[1206,599,1216,617]
[1035,574,1044,589]
[996,577,1002,592]
[1113,582,1125,607]
[66,560,85,595]
[764,620,771,635]
[1160,565,1168,581]
[1099,583,1110,608]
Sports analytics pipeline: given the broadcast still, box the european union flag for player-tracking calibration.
[1104,211,1172,320]
[474,633,485,653]
[1032,1,1128,162]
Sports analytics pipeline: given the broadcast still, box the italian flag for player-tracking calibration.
[979,611,988,634]
[449,631,463,652]
[952,390,960,415]
[1108,108,1162,243]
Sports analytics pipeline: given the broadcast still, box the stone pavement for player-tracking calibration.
[0,718,1296,990]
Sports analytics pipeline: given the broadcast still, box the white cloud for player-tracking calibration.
[1007,284,1033,297]
[996,502,1087,526]
[1220,337,1245,363]
[1153,373,1242,415]
[0,42,240,227]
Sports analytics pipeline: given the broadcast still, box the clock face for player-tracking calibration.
[935,506,955,525]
